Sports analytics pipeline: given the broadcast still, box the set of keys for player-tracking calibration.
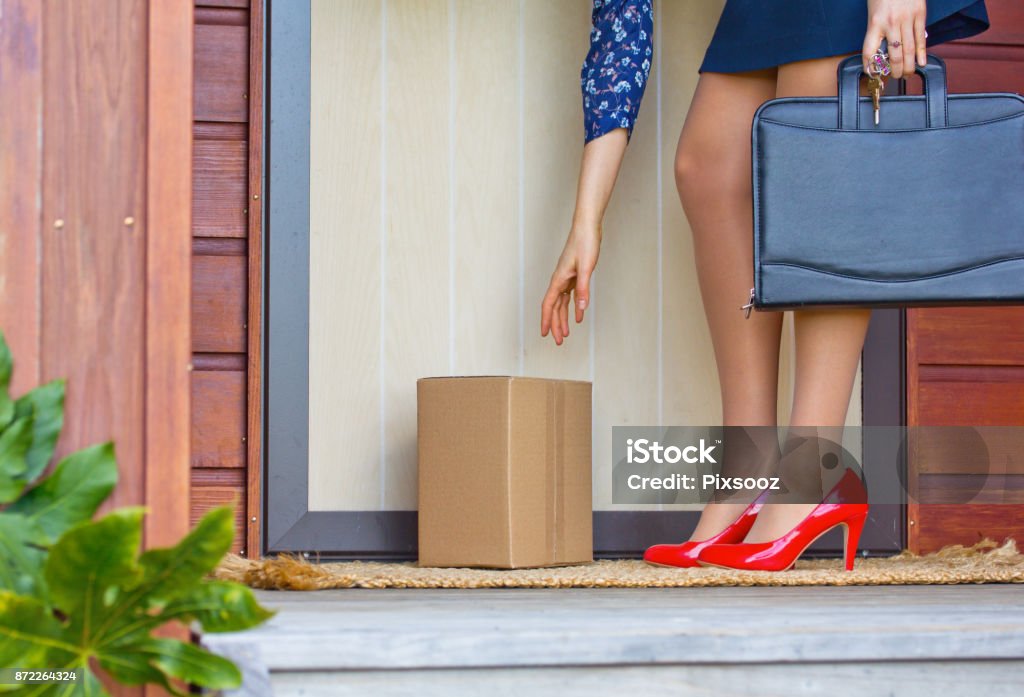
[868,46,892,125]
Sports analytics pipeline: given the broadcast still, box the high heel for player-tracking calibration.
[643,489,769,569]
[696,468,869,572]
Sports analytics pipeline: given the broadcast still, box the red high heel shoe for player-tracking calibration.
[643,489,769,568]
[696,468,868,572]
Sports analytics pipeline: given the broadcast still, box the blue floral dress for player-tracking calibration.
[581,0,654,144]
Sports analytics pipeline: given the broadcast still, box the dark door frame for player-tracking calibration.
[262,0,905,560]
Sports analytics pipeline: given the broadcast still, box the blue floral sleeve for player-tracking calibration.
[581,0,654,144]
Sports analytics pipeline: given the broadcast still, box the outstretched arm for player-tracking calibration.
[541,0,653,346]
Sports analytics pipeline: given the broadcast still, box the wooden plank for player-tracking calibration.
[192,254,247,352]
[246,0,265,559]
[266,662,1024,697]
[194,21,249,122]
[917,473,1024,504]
[308,0,383,511]
[382,0,451,509]
[193,138,247,237]
[931,43,1024,93]
[197,0,249,8]
[193,352,247,371]
[0,0,42,395]
[195,6,249,26]
[192,466,246,486]
[203,586,1024,669]
[918,379,1024,426]
[915,426,1024,474]
[190,485,246,553]
[913,503,1024,552]
[910,307,1024,366]
[192,370,246,468]
[42,0,147,515]
[194,236,246,256]
[147,0,194,544]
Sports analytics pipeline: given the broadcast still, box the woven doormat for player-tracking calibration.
[212,538,1024,589]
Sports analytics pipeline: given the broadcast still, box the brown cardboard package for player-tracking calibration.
[417,376,593,569]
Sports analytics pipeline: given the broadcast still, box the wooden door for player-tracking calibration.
[906,0,1024,552]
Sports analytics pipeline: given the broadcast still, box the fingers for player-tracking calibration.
[559,292,570,340]
[574,265,591,323]
[540,280,563,338]
[900,21,916,77]
[862,20,885,74]
[888,27,906,78]
[914,15,927,66]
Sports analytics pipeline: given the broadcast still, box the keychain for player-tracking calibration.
[868,45,892,125]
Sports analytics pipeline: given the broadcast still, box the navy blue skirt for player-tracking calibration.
[700,0,989,73]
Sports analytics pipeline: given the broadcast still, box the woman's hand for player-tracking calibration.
[863,0,928,78]
[540,224,601,346]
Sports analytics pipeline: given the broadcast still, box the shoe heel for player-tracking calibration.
[843,511,868,571]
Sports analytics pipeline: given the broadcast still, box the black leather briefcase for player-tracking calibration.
[749,54,1024,312]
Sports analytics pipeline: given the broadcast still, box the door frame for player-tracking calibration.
[260,0,905,559]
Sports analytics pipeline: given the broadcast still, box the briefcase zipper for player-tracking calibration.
[741,287,755,319]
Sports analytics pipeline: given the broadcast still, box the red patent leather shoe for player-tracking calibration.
[643,490,768,568]
[696,468,868,572]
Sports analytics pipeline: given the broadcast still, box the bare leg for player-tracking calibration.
[674,69,783,540]
[742,55,873,543]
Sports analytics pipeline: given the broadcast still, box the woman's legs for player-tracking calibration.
[674,69,782,540]
[742,55,873,543]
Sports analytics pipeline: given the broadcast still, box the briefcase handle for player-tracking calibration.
[837,53,949,130]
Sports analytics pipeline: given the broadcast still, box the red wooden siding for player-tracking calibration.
[907,0,1024,552]
[191,0,259,555]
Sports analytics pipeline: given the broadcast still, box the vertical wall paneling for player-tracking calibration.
[246,0,266,565]
[41,0,148,514]
[308,0,384,511]
[658,0,723,430]
[146,0,195,555]
[382,0,452,510]
[0,0,42,395]
[452,0,520,376]
[192,0,252,554]
[520,0,592,384]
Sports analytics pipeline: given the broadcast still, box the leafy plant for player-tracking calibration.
[0,331,274,695]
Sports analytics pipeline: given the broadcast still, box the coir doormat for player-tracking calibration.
[212,539,1024,589]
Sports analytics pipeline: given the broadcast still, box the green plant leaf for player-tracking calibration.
[135,506,235,606]
[44,509,145,638]
[0,591,77,673]
[0,513,49,597]
[9,443,118,543]
[162,580,276,633]
[106,638,240,692]
[0,415,33,503]
[0,331,13,430]
[13,380,65,484]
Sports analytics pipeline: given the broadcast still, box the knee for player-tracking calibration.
[674,144,747,205]
[673,146,702,197]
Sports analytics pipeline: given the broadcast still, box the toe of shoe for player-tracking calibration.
[643,542,699,568]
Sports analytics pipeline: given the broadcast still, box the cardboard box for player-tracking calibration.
[417,376,593,569]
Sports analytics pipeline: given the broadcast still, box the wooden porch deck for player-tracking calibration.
[200,584,1024,696]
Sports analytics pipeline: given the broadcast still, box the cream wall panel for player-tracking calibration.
[452,0,520,375]
[591,46,660,510]
[383,0,452,510]
[305,0,862,515]
[520,0,592,381]
[308,0,383,511]
[659,0,723,430]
